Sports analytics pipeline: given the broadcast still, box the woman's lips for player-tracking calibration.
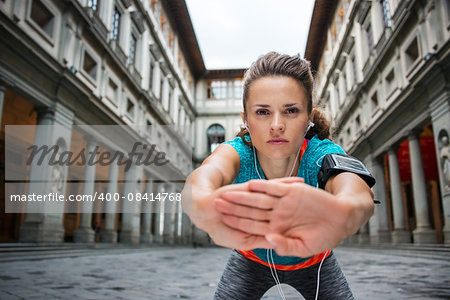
[268,138,288,145]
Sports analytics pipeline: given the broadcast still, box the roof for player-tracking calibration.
[162,0,206,79]
[304,0,338,71]
[204,69,247,79]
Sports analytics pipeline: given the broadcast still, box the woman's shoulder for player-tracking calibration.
[223,136,252,156]
[303,135,346,164]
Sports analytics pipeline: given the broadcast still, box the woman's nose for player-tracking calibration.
[270,114,285,132]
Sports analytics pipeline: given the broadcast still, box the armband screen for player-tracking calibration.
[317,153,376,190]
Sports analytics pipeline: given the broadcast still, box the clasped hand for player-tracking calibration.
[212,177,352,258]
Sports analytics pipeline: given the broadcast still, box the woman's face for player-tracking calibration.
[242,76,310,160]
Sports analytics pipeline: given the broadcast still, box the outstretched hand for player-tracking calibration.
[183,176,305,251]
[214,177,360,257]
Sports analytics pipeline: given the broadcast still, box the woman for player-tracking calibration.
[181,52,374,299]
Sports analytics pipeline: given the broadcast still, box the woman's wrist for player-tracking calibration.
[335,193,374,238]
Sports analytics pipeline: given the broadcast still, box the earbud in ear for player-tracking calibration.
[305,121,315,136]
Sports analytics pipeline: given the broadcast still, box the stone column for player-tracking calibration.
[152,181,165,243]
[19,105,74,243]
[388,148,411,243]
[119,160,142,244]
[100,157,119,243]
[408,132,437,243]
[182,212,192,244]
[140,176,153,244]
[163,183,176,244]
[73,138,97,243]
[365,156,380,244]
[175,197,183,244]
[358,223,370,244]
[0,84,5,126]
[372,158,391,243]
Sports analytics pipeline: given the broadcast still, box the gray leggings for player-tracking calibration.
[214,250,354,300]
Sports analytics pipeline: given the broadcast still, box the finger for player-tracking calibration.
[265,233,309,257]
[221,214,271,236]
[214,198,271,221]
[248,180,293,197]
[220,191,277,209]
[273,177,304,184]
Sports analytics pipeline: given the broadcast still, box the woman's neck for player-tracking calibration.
[256,150,300,179]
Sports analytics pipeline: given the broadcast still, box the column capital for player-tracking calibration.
[406,129,421,140]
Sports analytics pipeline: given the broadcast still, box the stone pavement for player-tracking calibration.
[0,244,449,299]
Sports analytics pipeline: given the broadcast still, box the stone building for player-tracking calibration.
[0,0,204,244]
[305,0,450,244]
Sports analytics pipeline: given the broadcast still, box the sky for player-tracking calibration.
[185,0,316,70]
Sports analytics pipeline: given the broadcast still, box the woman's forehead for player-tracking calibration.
[246,76,307,106]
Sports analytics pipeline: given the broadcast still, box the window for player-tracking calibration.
[405,37,419,66]
[146,120,152,137]
[207,124,225,154]
[159,76,164,100]
[30,0,55,38]
[151,0,157,12]
[351,55,357,84]
[385,69,395,94]
[366,24,374,55]
[82,50,97,80]
[380,0,391,28]
[355,115,361,131]
[111,7,121,40]
[167,88,172,112]
[107,78,118,103]
[149,61,155,90]
[126,99,135,118]
[371,92,378,115]
[207,80,227,99]
[234,79,243,99]
[87,0,100,12]
[128,34,137,65]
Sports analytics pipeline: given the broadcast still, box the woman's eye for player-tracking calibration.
[256,110,268,115]
[286,108,299,114]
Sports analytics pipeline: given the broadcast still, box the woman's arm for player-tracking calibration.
[181,144,275,250]
[181,144,240,230]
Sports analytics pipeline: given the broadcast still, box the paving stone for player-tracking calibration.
[0,245,448,299]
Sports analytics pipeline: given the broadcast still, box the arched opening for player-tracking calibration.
[207,124,225,154]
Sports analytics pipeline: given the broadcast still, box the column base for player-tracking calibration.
[163,234,174,245]
[444,229,450,244]
[73,227,95,243]
[119,230,140,244]
[100,229,117,243]
[140,233,152,244]
[391,229,411,244]
[413,227,437,244]
[358,233,370,244]
[19,221,64,243]
[370,230,392,244]
[153,235,163,244]
[347,234,359,245]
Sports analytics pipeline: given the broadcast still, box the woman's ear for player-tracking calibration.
[240,111,247,127]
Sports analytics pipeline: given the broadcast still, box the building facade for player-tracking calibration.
[305,0,450,244]
[194,69,246,163]
[0,0,204,244]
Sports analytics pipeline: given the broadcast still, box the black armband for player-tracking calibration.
[317,153,376,190]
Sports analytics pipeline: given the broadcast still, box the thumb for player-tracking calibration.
[265,233,307,257]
